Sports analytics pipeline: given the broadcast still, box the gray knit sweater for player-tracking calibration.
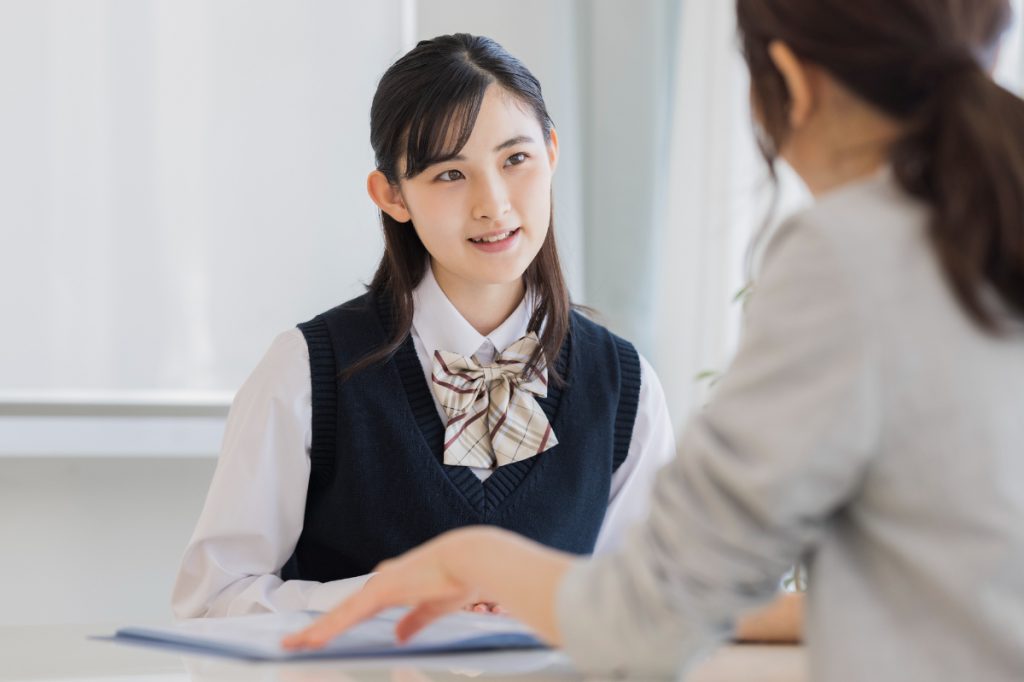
[557,171,1024,680]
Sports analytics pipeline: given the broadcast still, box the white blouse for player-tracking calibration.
[172,267,677,618]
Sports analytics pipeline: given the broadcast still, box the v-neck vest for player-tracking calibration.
[281,292,641,583]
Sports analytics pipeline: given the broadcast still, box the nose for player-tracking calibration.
[471,172,512,222]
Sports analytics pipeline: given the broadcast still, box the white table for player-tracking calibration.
[0,624,807,681]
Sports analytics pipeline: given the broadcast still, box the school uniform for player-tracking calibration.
[172,266,675,618]
[556,170,1024,680]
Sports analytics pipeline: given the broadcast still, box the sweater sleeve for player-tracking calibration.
[555,215,880,676]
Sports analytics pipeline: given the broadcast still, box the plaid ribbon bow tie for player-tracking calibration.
[430,332,558,469]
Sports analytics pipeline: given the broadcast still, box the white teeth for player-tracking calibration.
[471,229,516,244]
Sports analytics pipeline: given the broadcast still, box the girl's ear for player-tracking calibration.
[546,127,560,174]
[767,41,814,129]
[367,170,412,223]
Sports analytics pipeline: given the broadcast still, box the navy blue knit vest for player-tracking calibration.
[280,292,641,583]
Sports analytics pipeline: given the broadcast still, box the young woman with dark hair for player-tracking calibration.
[286,3,1024,679]
[171,34,680,620]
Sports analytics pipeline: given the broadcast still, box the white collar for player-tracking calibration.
[411,263,534,359]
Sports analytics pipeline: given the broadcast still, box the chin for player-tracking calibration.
[476,269,530,287]
[464,247,536,276]
[469,259,532,285]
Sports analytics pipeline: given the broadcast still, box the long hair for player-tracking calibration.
[737,0,1024,331]
[342,33,571,381]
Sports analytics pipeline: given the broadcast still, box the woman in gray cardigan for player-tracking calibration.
[285,0,1024,679]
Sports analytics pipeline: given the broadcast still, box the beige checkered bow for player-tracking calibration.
[430,332,558,469]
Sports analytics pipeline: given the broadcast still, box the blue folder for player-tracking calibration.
[113,608,545,661]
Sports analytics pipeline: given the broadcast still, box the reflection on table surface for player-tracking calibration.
[182,647,573,681]
[0,623,807,682]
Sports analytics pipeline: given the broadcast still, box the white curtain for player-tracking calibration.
[0,0,403,399]
[647,1,805,431]
[996,0,1024,91]
[649,0,1024,433]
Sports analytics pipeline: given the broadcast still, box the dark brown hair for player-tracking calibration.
[341,33,571,382]
[737,0,1024,331]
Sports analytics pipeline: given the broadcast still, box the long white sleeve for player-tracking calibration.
[593,353,677,555]
[171,330,371,618]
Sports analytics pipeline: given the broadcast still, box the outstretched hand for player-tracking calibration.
[283,532,477,649]
[282,526,573,651]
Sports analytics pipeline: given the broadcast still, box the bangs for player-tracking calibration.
[401,71,492,179]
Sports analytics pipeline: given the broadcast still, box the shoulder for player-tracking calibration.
[569,308,637,357]
[765,172,930,278]
[297,291,387,352]
[760,173,933,332]
[635,352,665,407]
[236,328,310,406]
[567,309,642,392]
[252,328,309,376]
[268,327,309,361]
[299,291,377,329]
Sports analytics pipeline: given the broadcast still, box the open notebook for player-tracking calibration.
[112,608,545,661]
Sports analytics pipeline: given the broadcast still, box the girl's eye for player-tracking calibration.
[436,169,464,182]
[505,152,528,166]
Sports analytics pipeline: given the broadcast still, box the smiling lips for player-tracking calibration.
[469,227,520,243]
[468,227,521,252]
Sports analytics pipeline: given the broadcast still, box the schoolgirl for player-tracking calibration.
[172,33,676,618]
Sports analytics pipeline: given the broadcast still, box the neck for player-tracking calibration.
[796,145,890,197]
[787,96,904,197]
[430,259,526,336]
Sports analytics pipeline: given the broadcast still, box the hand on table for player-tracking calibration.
[734,592,804,643]
[282,526,572,651]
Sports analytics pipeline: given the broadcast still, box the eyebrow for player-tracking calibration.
[441,135,537,163]
[493,135,535,152]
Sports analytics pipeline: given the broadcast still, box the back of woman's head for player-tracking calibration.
[346,34,569,381]
[737,0,1024,331]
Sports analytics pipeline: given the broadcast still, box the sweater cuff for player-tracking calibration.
[555,558,635,676]
[555,554,720,677]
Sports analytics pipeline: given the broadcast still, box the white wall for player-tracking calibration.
[0,0,405,626]
[0,0,399,397]
[0,457,215,626]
